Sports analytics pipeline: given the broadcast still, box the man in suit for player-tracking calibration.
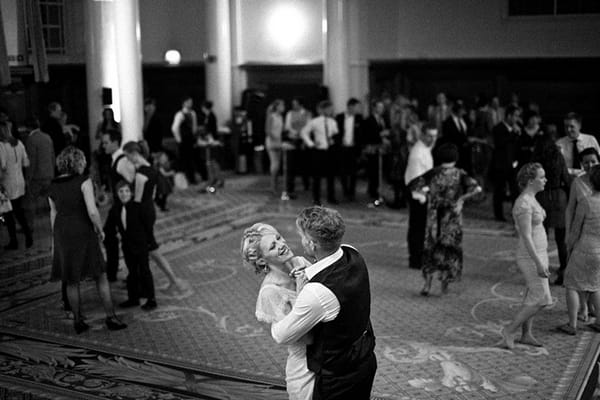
[438,99,471,172]
[23,117,55,227]
[272,206,377,400]
[41,102,67,156]
[335,98,363,201]
[490,104,522,222]
[363,100,389,207]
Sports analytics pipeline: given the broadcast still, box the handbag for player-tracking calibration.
[174,172,188,191]
[0,185,12,214]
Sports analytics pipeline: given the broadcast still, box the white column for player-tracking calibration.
[324,0,350,112]
[84,0,120,152]
[229,0,246,107]
[347,0,369,106]
[114,0,143,143]
[205,0,233,126]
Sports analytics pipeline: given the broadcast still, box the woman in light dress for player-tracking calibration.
[241,223,314,400]
[265,100,286,195]
[560,164,600,334]
[500,162,552,349]
[559,147,599,333]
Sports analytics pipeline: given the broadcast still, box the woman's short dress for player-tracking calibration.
[564,196,600,292]
[49,175,106,283]
[512,194,553,307]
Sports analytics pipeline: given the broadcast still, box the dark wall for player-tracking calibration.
[370,58,600,135]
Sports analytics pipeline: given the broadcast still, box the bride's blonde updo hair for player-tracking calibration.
[240,223,279,274]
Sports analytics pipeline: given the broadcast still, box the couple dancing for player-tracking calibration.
[240,206,377,400]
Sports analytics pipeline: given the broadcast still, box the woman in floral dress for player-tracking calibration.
[412,143,481,295]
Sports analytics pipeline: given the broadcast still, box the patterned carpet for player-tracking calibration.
[1,211,598,399]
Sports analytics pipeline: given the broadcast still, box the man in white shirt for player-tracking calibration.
[404,125,437,269]
[272,206,377,399]
[301,100,339,205]
[556,112,600,177]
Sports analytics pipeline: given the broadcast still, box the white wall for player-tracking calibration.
[362,0,600,59]
[139,0,207,64]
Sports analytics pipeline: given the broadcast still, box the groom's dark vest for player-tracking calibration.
[306,245,376,376]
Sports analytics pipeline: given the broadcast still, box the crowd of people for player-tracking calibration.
[1,89,599,400]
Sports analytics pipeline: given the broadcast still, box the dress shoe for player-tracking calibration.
[105,316,127,331]
[119,299,140,308]
[74,320,90,334]
[141,299,157,311]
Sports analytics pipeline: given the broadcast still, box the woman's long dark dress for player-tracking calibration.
[49,175,105,283]
[414,166,479,285]
[136,165,159,251]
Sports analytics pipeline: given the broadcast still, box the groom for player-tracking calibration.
[272,206,377,399]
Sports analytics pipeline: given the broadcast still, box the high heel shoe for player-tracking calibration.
[105,316,127,331]
[74,320,90,334]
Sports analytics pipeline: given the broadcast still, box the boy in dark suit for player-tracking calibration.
[109,180,157,310]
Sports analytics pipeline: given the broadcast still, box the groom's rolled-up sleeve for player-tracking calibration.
[271,283,339,345]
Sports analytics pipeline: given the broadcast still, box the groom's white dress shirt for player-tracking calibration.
[271,247,343,345]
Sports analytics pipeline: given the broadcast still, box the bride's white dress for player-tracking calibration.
[256,282,314,400]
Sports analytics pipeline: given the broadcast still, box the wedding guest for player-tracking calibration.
[411,143,481,295]
[427,92,450,135]
[109,180,155,311]
[490,105,521,222]
[335,98,363,201]
[154,151,174,212]
[143,98,164,154]
[241,223,313,400]
[557,112,600,177]
[300,100,339,206]
[171,96,198,185]
[48,146,126,334]
[404,125,437,269]
[559,150,600,333]
[23,117,55,227]
[0,122,33,249]
[101,130,136,282]
[560,165,600,334]
[500,163,551,349]
[363,100,389,206]
[94,108,120,190]
[532,133,571,286]
[123,141,185,296]
[284,98,312,194]
[42,102,67,156]
[265,99,285,195]
[516,111,542,170]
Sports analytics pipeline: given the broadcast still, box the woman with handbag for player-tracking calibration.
[0,122,33,249]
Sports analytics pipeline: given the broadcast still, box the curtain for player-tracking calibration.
[25,0,48,83]
[0,3,11,86]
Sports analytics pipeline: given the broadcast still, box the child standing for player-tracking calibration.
[110,180,157,311]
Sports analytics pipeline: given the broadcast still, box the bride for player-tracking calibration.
[241,223,314,400]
